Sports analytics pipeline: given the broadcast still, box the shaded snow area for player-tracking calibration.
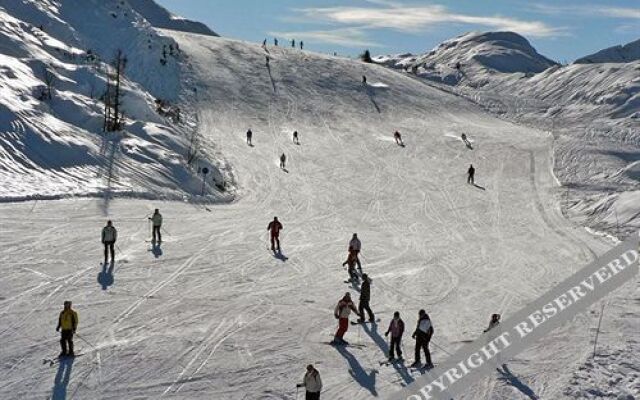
[0,0,229,202]
[1,23,638,399]
[374,31,640,239]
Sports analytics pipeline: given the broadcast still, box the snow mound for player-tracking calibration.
[126,0,218,36]
[0,0,229,201]
[575,38,640,64]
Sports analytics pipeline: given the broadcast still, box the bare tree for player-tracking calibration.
[41,65,55,100]
[103,50,127,132]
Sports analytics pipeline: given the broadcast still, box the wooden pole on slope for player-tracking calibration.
[592,302,606,359]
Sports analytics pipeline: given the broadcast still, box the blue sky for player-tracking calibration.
[156,0,640,62]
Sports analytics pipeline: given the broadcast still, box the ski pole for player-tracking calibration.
[161,226,172,237]
[431,340,453,356]
[295,385,299,400]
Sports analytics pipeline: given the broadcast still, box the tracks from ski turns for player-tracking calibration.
[0,33,614,400]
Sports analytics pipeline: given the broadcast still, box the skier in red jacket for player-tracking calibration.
[267,217,283,251]
[331,292,360,345]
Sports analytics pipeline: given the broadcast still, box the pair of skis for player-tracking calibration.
[42,353,83,367]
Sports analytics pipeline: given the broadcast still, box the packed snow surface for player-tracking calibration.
[1,27,638,400]
[375,31,640,239]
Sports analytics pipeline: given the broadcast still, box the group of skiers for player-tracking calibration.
[245,129,297,170]
[99,209,163,265]
[57,208,502,399]
[263,38,304,50]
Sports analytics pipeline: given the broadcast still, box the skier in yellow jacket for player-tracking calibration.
[56,301,78,357]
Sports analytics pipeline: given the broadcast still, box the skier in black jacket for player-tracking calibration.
[411,309,434,368]
[467,164,475,184]
[357,274,375,323]
[385,311,405,361]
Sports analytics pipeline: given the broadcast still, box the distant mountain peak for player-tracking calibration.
[574,38,640,64]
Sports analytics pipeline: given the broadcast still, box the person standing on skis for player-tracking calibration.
[362,75,367,85]
[267,217,283,251]
[293,130,299,144]
[280,153,286,169]
[411,309,434,368]
[385,311,405,361]
[246,129,253,146]
[393,131,404,146]
[332,292,360,345]
[467,164,475,185]
[149,209,162,243]
[348,233,362,270]
[56,301,78,357]
[297,364,322,400]
[300,41,304,50]
[101,220,117,264]
[342,251,359,282]
[358,274,375,323]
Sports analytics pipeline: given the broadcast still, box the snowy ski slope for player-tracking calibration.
[1,32,638,400]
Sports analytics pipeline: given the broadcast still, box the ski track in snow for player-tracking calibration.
[0,32,631,400]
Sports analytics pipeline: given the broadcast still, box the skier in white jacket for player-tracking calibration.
[331,292,360,345]
[297,364,322,399]
[101,220,117,264]
[348,233,362,270]
[149,209,163,243]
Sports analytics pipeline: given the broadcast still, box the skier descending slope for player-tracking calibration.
[385,311,405,361]
[411,309,434,369]
[56,301,78,357]
[461,133,472,148]
[246,129,253,146]
[348,233,362,271]
[297,364,323,400]
[293,130,299,144]
[357,273,375,323]
[280,153,286,169]
[331,292,360,345]
[149,209,162,243]
[467,164,475,185]
[394,130,404,146]
[483,313,501,333]
[101,220,117,264]
[267,217,283,251]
